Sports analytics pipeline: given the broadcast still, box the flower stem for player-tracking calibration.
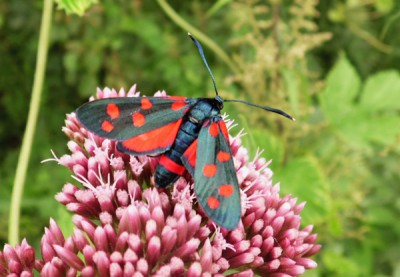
[8,0,53,245]
[155,0,240,75]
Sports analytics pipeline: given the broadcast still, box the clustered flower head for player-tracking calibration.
[1,85,320,276]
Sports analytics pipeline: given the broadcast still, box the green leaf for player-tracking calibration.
[319,54,361,124]
[374,0,394,14]
[327,209,343,237]
[321,65,400,150]
[277,156,331,225]
[339,112,400,149]
[361,115,400,145]
[322,250,360,277]
[366,205,397,226]
[327,3,346,23]
[124,17,164,52]
[360,70,400,112]
[55,0,98,16]
[55,205,75,239]
[334,109,373,150]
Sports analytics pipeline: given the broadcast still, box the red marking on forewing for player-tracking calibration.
[132,112,145,127]
[141,98,152,110]
[168,96,186,101]
[203,164,217,177]
[219,184,234,197]
[101,120,114,132]
[207,196,220,209]
[184,140,197,167]
[159,155,185,175]
[209,122,219,137]
[106,103,120,119]
[121,119,182,152]
[171,101,186,111]
[218,121,229,141]
[217,151,230,162]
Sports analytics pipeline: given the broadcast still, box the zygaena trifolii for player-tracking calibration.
[76,33,294,230]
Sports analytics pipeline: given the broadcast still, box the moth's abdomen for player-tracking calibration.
[154,120,201,188]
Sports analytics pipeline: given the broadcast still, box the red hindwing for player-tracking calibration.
[181,139,198,176]
[118,119,183,155]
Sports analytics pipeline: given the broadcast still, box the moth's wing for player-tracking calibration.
[76,96,197,155]
[192,117,241,230]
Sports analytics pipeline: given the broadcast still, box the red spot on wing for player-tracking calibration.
[168,96,186,101]
[207,196,220,209]
[132,112,145,127]
[101,120,114,132]
[219,184,234,197]
[209,122,219,137]
[141,98,152,110]
[217,151,230,162]
[218,121,229,141]
[159,155,185,175]
[171,101,186,111]
[121,119,183,153]
[203,164,217,177]
[106,103,120,119]
[184,140,197,167]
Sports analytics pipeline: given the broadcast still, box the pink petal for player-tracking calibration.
[110,262,123,277]
[81,266,95,277]
[146,236,161,267]
[93,251,110,277]
[115,232,129,252]
[82,245,95,265]
[93,227,108,252]
[296,257,318,269]
[53,245,84,270]
[187,262,202,277]
[228,252,255,268]
[123,249,138,264]
[174,238,200,259]
[119,205,141,234]
[72,229,89,251]
[281,265,305,275]
[161,227,177,255]
[145,219,157,241]
[176,215,188,246]
[136,258,148,275]
[127,234,143,256]
[200,239,212,269]
[170,257,184,276]
[123,262,135,275]
[110,252,123,264]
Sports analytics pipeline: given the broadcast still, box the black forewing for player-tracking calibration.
[76,97,196,140]
[193,117,241,230]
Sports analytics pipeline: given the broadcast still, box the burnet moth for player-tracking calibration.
[76,33,294,230]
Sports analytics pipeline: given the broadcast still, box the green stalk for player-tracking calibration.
[155,0,240,75]
[8,0,53,245]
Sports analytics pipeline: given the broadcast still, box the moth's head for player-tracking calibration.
[214,95,224,110]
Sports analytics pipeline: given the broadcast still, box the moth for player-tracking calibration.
[76,33,294,230]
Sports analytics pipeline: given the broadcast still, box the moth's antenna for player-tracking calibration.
[188,33,219,96]
[225,99,295,121]
[188,33,294,121]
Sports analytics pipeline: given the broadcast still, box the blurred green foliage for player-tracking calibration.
[1,0,400,276]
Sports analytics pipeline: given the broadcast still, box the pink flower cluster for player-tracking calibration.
[1,86,320,276]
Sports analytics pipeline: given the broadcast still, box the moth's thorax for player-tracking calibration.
[187,98,222,124]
